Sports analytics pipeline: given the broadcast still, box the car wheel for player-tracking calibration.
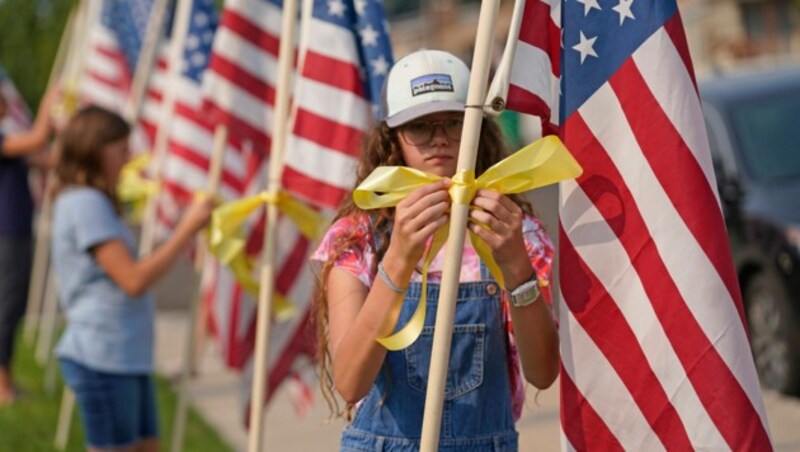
[745,270,800,395]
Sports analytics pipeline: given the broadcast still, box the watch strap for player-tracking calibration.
[509,276,540,308]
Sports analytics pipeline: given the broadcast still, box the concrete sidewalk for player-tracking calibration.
[154,311,800,451]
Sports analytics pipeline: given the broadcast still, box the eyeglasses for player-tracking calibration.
[397,117,464,146]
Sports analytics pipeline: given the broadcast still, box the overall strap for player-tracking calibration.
[479,256,491,281]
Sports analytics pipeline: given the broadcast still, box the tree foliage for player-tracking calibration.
[0,0,77,108]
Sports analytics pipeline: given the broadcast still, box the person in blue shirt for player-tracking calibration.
[51,106,214,452]
[0,87,58,404]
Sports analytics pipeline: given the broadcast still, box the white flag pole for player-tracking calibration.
[53,388,76,450]
[170,123,228,452]
[247,0,299,450]
[124,0,172,123]
[49,1,102,448]
[138,0,194,257]
[32,0,100,356]
[23,0,83,344]
[419,0,502,450]
[484,0,526,115]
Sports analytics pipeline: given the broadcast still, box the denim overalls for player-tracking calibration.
[340,226,518,451]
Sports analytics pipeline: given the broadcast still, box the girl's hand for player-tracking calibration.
[469,190,532,288]
[178,194,216,235]
[385,179,451,267]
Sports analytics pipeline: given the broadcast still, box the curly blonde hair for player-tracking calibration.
[313,116,532,419]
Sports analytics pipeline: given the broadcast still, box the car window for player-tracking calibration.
[730,91,800,183]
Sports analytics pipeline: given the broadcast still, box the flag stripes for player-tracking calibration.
[81,28,131,110]
[282,0,393,210]
[503,0,560,133]
[557,9,771,449]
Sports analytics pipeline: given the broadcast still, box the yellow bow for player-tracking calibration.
[209,190,326,320]
[117,154,159,224]
[354,135,582,350]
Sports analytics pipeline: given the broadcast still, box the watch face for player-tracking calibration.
[512,281,540,308]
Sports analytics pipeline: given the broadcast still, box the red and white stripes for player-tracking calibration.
[80,26,131,112]
[557,14,771,451]
[281,11,371,210]
[198,0,317,416]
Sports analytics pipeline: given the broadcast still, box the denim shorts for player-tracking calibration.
[59,358,159,448]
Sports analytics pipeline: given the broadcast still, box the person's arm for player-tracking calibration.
[93,196,215,297]
[327,180,451,403]
[469,189,559,389]
[1,87,58,157]
[24,149,55,170]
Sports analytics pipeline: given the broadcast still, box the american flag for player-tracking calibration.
[199,0,319,420]
[489,0,560,137]
[80,0,153,111]
[282,0,394,209]
[153,0,232,238]
[501,0,772,449]
[200,0,393,419]
[200,0,285,372]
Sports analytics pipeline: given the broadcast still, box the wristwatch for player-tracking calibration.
[509,275,540,308]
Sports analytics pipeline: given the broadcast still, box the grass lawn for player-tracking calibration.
[0,334,232,451]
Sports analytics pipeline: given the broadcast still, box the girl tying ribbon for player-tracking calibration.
[50,106,215,452]
[312,49,561,451]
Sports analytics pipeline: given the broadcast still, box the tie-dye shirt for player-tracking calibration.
[311,212,556,420]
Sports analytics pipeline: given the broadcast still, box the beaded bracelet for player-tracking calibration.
[377,261,406,295]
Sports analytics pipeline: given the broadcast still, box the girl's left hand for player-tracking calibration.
[469,189,530,277]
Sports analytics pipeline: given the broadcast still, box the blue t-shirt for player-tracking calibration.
[51,187,154,374]
[0,132,34,236]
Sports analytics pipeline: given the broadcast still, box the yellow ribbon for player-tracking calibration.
[117,154,159,224]
[354,135,583,350]
[209,190,326,320]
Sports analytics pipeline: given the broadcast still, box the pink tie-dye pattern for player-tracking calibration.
[311,213,555,421]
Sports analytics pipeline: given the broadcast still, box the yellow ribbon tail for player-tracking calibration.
[271,293,296,321]
[376,226,448,351]
[209,190,327,322]
[275,192,327,240]
[228,257,295,320]
[209,194,265,264]
[469,230,505,289]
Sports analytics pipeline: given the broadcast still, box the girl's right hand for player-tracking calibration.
[178,194,216,235]
[386,179,451,267]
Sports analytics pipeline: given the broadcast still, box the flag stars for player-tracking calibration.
[613,0,635,25]
[576,0,601,16]
[355,0,367,16]
[194,12,209,27]
[191,52,206,68]
[360,24,379,46]
[186,35,200,50]
[328,0,346,17]
[572,31,598,64]
[371,55,389,76]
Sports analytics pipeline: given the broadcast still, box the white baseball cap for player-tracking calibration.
[381,49,470,127]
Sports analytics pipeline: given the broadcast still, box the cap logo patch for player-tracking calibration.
[410,73,454,96]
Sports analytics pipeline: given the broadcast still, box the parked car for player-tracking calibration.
[699,65,800,395]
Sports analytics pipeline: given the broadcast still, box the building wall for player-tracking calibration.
[386,0,800,79]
